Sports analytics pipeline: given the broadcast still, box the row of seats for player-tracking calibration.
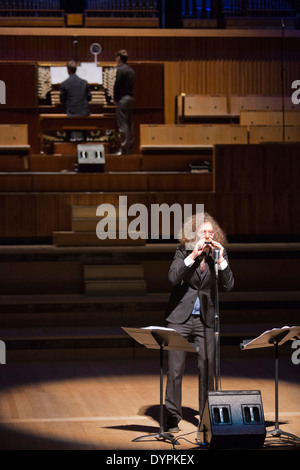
[176,94,298,122]
[140,123,300,150]
[1,123,299,169]
[0,2,159,28]
[240,110,300,126]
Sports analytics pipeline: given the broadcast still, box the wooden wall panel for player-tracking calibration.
[214,143,300,194]
[140,124,248,147]
[0,155,26,172]
[0,175,33,192]
[0,262,82,294]
[0,109,40,154]
[164,60,300,123]
[132,63,163,110]
[147,173,212,191]
[1,191,299,239]
[0,62,37,108]
[141,153,212,171]
[0,172,211,193]
[0,31,299,62]
[0,194,37,237]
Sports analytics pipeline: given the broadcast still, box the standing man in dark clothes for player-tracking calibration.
[60,60,92,141]
[164,212,234,433]
[113,50,135,154]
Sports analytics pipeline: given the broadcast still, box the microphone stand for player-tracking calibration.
[281,18,285,142]
[213,249,221,391]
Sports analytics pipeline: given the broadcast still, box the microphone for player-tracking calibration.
[213,248,220,278]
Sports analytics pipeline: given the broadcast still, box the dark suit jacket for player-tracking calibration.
[60,74,91,116]
[113,62,135,102]
[165,245,234,328]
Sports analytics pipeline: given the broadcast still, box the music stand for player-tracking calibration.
[122,326,197,445]
[240,326,300,442]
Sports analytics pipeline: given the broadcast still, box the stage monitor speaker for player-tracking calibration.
[77,144,105,173]
[198,390,266,449]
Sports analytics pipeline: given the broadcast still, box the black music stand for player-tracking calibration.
[122,326,197,445]
[241,326,300,442]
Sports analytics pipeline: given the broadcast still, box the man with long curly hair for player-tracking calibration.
[165,212,234,433]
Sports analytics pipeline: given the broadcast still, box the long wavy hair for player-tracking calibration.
[179,212,227,248]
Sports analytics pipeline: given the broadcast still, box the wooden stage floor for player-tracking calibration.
[0,356,299,452]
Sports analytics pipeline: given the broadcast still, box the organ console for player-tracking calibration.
[0,60,164,154]
[37,64,118,153]
[38,64,116,107]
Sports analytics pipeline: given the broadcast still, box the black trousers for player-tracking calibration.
[165,314,215,424]
[116,95,134,154]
